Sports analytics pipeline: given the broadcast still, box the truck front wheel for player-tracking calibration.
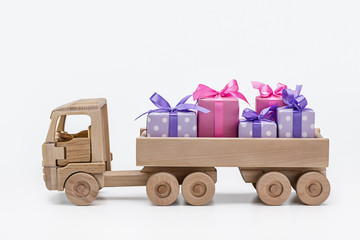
[65,173,99,206]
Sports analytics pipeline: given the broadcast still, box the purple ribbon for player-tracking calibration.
[281,85,310,138]
[136,93,210,137]
[242,105,278,138]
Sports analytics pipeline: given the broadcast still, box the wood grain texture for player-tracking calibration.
[146,172,179,206]
[141,167,217,184]
[256,172,291,206]
[181,172,215,206]
[43,167,57,190]
[239,168,326,186]
[103,170,151,187]
[296,172,330,205]
[102,167,217,187]
[136,129,329,168]
[57,162,106,190]
[64,173,99,206]
[57,138,91,163]
[42,143,65,167]
[54,98,106,112]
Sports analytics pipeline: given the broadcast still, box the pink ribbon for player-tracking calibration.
[193,79,249,137]
[251,81,287,98]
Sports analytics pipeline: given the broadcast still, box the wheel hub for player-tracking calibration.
[267,181,283,198]
[155,181,171,198]
[73,181,90,198]
[306,181,322,197]
[190,181,207,198]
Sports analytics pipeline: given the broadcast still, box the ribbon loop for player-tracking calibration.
[242,105,278,122]
[149,92,171,109]
[282,85,308,111]
[193,79,249,104]
[252,81,287,98]
[136,93,210,120]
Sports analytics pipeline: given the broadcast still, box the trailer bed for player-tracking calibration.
[136,128,329,168]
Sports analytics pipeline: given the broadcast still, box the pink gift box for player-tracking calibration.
[255,96,286,115]
[193,80,249,138]
[197,97,239,137]
[252,81,287,115]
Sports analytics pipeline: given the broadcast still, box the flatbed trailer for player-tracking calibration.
[43,99,330,206]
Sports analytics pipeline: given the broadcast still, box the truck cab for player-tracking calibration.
[42,98,111,191]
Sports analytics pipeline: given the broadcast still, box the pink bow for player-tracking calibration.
[251,81,287,98]
[193,79,249,104]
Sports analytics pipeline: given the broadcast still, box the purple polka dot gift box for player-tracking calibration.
[277,85,315,138]
[238,105,277,138]
[147,112,197,137]
[136,93,210,138]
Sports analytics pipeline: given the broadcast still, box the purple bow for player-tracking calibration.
[282,85,308,111]
[243,105,278,122]
[242,105,277,138]
[281,85,311,138]
[136,93,210,137]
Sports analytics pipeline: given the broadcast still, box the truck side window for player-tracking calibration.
[55,115,92,142]
[64,115,91,137]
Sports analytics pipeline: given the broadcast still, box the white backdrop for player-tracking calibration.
[1,1,359,239]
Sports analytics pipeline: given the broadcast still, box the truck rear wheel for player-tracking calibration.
[182,172,215,206]
[296,172,330,205]
[65,173,99,206]
[256,172,291,206]
[146,172,179,206]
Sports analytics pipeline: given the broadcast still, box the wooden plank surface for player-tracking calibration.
[57,138,91,162]
[103,170,151,187]
[136,132,329,168]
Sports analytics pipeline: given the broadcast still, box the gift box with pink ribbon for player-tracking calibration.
[238,105,278,138]
[193,80,249,137]
[277,85,315,138]
[252,81,287,115]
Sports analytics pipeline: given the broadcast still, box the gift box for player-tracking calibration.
[147,111,197,137]
[252,81,287,115]
[136,93,209,137]
[238,106,277,138]
[193,80,249,137]
[277,85,315,138]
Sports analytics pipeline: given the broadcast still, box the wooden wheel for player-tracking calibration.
[296,172,330,205]
[182,172,215,206]
[65,173,99,206]
[146,172,179,206]
[256,172,291,206]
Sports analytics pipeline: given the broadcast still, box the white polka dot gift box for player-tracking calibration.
[238,105,277,138]
[277,85,315,138]
[136,93,210,137]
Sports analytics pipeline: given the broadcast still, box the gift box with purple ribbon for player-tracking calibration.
[238,105,277,138]
[252,81,287,115]
[136,93,210,137]
[277,85,315,138]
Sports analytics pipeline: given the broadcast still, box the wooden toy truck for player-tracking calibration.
[42,98,330,206]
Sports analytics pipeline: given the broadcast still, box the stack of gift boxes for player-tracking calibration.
[137,80,315,139]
